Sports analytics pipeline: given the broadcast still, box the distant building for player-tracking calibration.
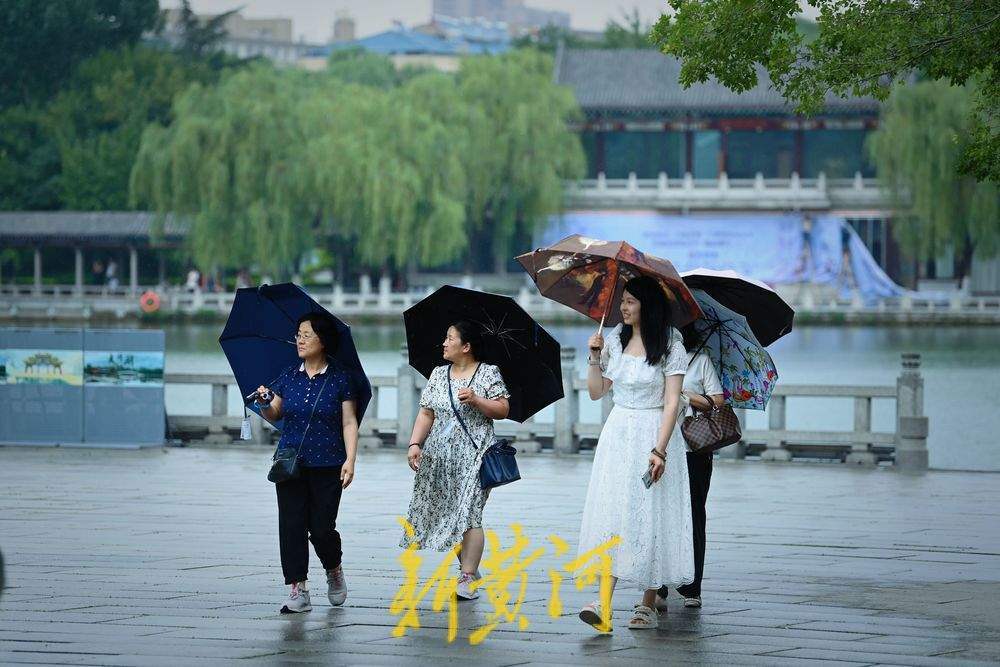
[300,19,510,72]
[158,9,315,65]
[332,10,356,43]
[432,0,569,34]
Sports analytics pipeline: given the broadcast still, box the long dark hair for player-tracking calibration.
[296,312,339,358]
[680,322,704,354]
[618,275,672,366]
[450,319,483,361]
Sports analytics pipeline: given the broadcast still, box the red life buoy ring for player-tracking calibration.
[140,290,161,313]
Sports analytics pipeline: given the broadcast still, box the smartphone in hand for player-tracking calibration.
[641,465,654,489]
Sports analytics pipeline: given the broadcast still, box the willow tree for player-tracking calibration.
[434,50,585,272]
[292,73,467,273]
[131,63,468,276]
[868,80,1000,281]
[130,65,317,273]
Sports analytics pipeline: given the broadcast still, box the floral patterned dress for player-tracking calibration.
[400,362,510,551]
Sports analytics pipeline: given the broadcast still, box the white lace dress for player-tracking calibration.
[577,323,695,590]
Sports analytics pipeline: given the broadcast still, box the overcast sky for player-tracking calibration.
[165,1,819,44]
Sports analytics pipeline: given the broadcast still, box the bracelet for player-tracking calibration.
[650,448,666,461]
[588,359,601,366]
[408,443,423,450]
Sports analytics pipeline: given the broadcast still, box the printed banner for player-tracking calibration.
[0,349,84,386]
[541,211,905,298]
[84,351,165,387]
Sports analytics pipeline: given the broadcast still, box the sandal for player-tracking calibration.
[579,600,613,633]
[627,604,658,629]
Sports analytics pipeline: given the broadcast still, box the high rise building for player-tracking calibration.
[332,10,356,43]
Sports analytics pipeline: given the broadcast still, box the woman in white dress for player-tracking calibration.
[577,275,694,632]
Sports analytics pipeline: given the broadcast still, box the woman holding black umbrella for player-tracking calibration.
[400,320,510,601]
[254,312,360,614]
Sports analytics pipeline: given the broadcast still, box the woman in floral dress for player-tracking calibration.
[400,320,510,600]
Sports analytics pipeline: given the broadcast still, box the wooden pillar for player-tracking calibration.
[33,247,42,295]
[595,132,606,177]
[684,128,693,175]
[74,247,84,296]
[129,246,138,296]
[719,127,729,176]
[794,126,805,177]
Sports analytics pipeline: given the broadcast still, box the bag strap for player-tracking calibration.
[290,371,331,457]
[699,393,716,414]
[447,363,485,451]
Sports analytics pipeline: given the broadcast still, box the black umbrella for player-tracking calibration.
[403,285,563,423]
[680,268,795,347]
[219,283,372,430]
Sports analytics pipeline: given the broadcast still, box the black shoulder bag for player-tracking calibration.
[267,373,330,483]
[446,364,520,490]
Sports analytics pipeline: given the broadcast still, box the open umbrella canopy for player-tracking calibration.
[515,234,702,328]
[403,285,563,423]
[219,283,372,429]
[689,289,778,411]
[681,268,794,347]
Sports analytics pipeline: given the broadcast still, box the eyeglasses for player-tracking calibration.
[294,333,317,341]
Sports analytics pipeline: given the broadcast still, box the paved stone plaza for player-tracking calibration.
[1,446,999,666]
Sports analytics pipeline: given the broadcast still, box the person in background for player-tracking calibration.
[655,322,725,611]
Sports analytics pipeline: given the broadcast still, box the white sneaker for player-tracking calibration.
[327,566,347,606]
[280,586,312,614]
[455,572,479,600]
[683,596,702,608]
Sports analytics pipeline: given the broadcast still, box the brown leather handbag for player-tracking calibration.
[681,393,742,454]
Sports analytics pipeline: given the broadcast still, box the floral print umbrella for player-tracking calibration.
[689,289,778,411]
[515,234,702,328]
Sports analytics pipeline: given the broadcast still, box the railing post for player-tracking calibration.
[760,394,791,461]
[357,386,382,450]
[553,347,578,454]
[896,353,928,472]
[846,395,877,465]
[396,344,419,449]
[205,382,232,443]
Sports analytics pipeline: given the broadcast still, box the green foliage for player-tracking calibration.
[130,50,584,275]
[170,0,238,61]
[868,80,1000,264]
[602,8,654,49]
[513,7,657,52]
[651,0,1000,183]
[0,0,159,107]
[47,46,218,210]
[326,48,399,88]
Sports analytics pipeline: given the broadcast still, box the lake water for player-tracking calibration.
[156,321,1000,472]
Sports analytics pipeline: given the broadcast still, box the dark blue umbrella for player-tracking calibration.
[219,283,372,430]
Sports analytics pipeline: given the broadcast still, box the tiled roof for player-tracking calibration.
[556,49,880,116]
[0,212,187,245]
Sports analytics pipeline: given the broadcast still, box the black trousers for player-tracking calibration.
[659,451,713,598]
[276,466,343,585]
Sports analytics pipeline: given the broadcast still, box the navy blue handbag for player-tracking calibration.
[447,365,520,490]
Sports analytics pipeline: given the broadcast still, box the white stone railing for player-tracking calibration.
[564,171,888,209]
[165,348,928,471]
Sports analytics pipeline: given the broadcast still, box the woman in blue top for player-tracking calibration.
[255,313,360,614]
